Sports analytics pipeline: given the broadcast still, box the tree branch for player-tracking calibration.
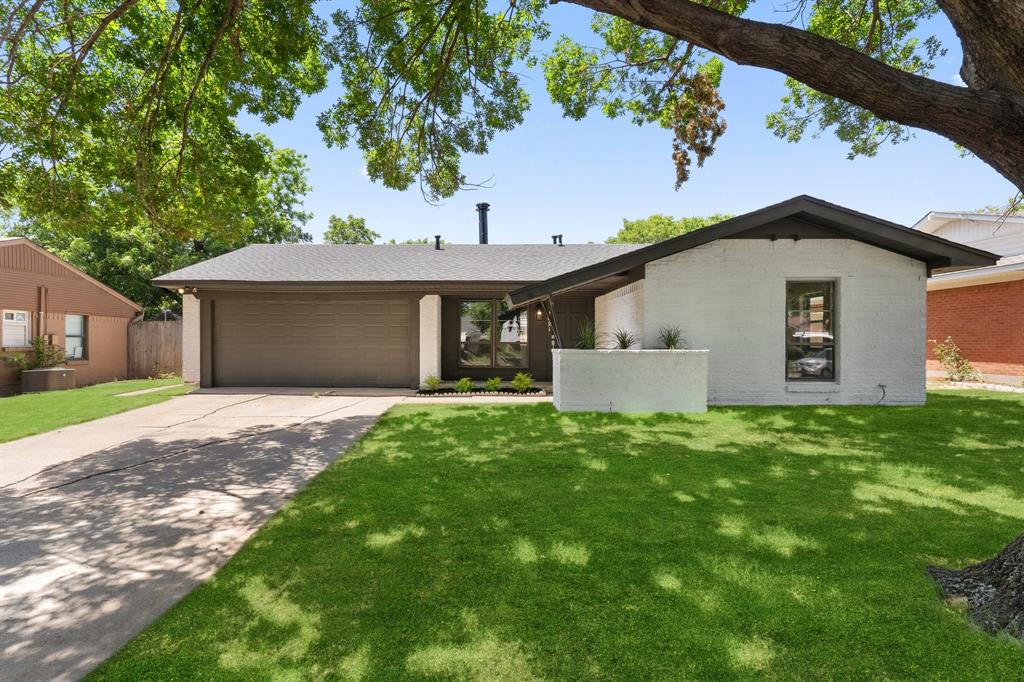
[567,0,1024,190]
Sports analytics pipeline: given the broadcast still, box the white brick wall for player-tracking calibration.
[181,293,200,383]
[643,239,927,405]
[553,349,708,412]
[595,280,644,348]
[418,294,441,387]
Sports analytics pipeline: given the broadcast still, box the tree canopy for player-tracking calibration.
[1,138,313,315]
[607,213,732,243]
[323,214,379,244]
[2,0,1022,232]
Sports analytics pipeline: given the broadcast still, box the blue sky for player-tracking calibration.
[239,3,1015,245]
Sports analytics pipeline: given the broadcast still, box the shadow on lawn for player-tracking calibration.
[90,392,1024,681]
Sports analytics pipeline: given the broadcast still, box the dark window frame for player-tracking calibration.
[785,280,837,383]
[457,298,529,370]
[65,313,88,361]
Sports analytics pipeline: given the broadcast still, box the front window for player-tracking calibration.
[65,314,86,360]
[786,281,835,381]
[2,310,30,347]
[459,300,528,368]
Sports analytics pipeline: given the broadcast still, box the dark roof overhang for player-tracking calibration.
[506,195,999,308]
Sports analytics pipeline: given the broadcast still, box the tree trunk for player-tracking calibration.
[569,0,1024,192]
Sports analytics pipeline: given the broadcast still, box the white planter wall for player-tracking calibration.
[553,349,708,413]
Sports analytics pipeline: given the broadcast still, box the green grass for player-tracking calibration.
[91,390,1024,680]
[0,378,192,443]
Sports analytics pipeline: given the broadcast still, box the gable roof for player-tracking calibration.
[0,237,142,313]
[506,195,1000,307]
[152,243,644,288]
[912,210,1024,234]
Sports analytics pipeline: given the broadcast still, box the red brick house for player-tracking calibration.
[914,212,1024,384]
[0,237,143,395]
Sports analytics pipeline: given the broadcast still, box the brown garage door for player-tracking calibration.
[213,295,416,387]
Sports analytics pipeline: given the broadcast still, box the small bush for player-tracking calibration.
[454,377,475,393]
[658,326,685,349]
[423,374,442,391]
[485,377,502,392]
[4,336,65,370]
[612,328,638,349]
[511,372,533,393]
[576,318,597,349]
[930,336,981,382]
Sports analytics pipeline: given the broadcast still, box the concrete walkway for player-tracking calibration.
[0,392,401,682]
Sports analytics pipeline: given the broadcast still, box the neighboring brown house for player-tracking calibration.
[0,237,142,395]
[913,212,1024,384]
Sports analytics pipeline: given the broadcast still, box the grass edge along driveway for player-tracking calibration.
[0,378,191,443]
[90,390,1024,680]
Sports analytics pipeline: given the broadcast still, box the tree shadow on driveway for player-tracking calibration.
[0,412,381,682]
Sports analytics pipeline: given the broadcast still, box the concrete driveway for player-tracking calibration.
[0,391,402,682]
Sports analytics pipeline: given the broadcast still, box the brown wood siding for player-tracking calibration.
[206,291,419,388]
[440,295,594,381]
[1,241,138,395]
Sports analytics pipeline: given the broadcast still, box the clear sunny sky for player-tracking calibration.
[238,3,1016,245]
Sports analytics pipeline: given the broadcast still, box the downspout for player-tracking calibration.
[37,285,47,341]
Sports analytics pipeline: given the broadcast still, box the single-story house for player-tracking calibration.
[912,211,1024,384]
[154,196,996,406]
[0,237,143,395]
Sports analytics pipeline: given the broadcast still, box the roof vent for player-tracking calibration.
[434,235,442,250]
[476,202,490,244]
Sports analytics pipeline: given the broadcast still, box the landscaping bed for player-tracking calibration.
[415,387,545,397]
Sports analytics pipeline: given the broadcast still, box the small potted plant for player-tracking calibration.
[5,336,75,392]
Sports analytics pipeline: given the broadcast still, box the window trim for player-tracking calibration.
[457,298,529,370]
[65,313,88,361]
[2,309,31,348]
[784,280,837,383]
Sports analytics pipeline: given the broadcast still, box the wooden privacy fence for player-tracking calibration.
[128,320,182,378]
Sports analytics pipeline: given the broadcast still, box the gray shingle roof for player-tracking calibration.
[153,243,646,285]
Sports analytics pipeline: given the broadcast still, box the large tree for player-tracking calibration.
[2,137,313,315]
[2,0,1022,217]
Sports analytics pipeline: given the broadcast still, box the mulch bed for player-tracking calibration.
[415,388,545,397]
[927,533,1023,641]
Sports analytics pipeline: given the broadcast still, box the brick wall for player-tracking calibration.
[926,280,1024,378]
[644,239,927,405]
[595,280,644,348]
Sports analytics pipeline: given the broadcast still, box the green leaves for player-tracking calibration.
[543,13,732,187]
[323,215,379,245]
[317,0,549,202]
[606,213,732,244]
[767,0,945,158]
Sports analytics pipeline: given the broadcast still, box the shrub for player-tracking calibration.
[658,326,685,349]
[423,374,442,391]
[611,328,638,349]
[4,336,66,371]
[511,372,533,393]
[454,377,474,393]
[485,377,502,392]
[575,318,597,349]
[930,336,981,382]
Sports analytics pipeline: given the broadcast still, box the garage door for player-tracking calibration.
[213,296,415,387]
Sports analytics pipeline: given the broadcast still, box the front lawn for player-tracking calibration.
[92,391,1024,680]
[0,378,192,443]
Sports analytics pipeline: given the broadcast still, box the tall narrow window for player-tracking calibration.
[65,314,86,360]
[459,300,528,368]
[786,282,835,381]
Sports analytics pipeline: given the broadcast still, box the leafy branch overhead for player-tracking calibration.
[2,0,1023,233]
